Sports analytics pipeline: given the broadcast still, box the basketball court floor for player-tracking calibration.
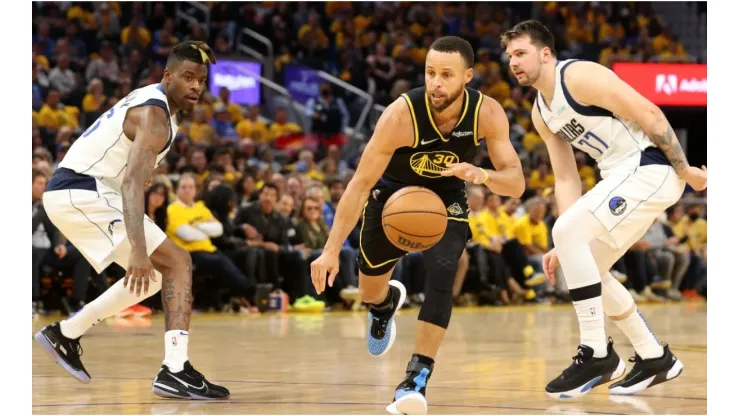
[32,303,706,415]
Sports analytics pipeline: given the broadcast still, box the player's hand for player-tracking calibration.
[310,251,339,295]
[543,248,559,284]
[441,162,488,185]
[124,249,157,297]
[682,165,707,191]
[54,244,67,259]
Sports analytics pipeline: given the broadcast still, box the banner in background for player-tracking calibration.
[209,60,262,105]
[612,63,707,107]
[284,64,322,105]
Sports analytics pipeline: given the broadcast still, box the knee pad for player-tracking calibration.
[418,254,457,329]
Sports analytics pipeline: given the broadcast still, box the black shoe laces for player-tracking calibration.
[562,347,588,377]
[371,315,389,339]
[69,338,84,358]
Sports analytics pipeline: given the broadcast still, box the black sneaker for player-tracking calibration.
[546,339,626,399]
[366,280,406,357]
[609,345,683,395]
[34,322,91,383]
[387,357,433,415]
[152,361,230,400]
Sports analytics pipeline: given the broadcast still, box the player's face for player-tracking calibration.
[165,61,208,111]
[506,36,544,87]
[425,50,473,112]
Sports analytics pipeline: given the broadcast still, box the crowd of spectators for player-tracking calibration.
[32,2,706,318]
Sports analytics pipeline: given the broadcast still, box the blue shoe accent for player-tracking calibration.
[366,312,394,356]
[580,375,603,393]
[394,388,416,401]
[559,393,571,399]
[413,368,430,392]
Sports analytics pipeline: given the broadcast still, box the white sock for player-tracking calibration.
[163,330,189,372]
[602,272,663,359]
[60,272,162,339]
[573,297,607,357]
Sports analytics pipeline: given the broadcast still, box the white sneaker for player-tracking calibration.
[641,287,666,303]
[611,270,628,284]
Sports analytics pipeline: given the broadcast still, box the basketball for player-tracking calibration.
[381,186,448,252]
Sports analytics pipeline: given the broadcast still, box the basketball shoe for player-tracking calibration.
[609,345,683,395]
[367,280,406,356]
[387,355,433,415]
[546,338,626,399]
[152,361,230,400]
[34,322,91,383]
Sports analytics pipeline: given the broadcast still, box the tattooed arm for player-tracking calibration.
[563,61,707,191]
[121,105,171,296]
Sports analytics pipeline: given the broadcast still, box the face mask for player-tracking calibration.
[688,212,700,221]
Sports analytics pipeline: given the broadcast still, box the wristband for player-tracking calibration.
[479,168,489,183]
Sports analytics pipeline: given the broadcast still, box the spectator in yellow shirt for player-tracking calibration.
[484,70,511,104]
[236,106,270,143]
[528,162,556,190]
[298,12,329,50]
[82,79,107,113]
[269,107,302,141]
[166,174,256,304]
[681,204,707,256]
[575,152,597,191]
[38,90,76,131]
[512,197,549,256]
[215,87,243,124]
[121,16,151,49]
[187,106,216,145]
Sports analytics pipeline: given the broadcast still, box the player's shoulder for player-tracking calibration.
[476,91,507,132]
[561,60,613,88]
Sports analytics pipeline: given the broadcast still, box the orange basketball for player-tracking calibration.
[381,186,448,252]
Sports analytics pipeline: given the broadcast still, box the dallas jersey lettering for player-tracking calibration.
[59,84,177,192]
[536,60,657,175]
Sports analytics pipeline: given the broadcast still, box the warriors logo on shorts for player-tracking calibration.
[609,197,627,216]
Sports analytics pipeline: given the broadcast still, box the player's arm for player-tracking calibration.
[531,104,582,213]
[563,61,706,189]
[478,97,526,197]
[121,105,171,257]
[321,98,413,256]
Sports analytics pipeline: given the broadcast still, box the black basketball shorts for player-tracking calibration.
[357,184,471,276]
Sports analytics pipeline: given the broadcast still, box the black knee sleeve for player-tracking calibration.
[417,221,467,329]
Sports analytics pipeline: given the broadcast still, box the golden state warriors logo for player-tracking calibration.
[410,150,459,178]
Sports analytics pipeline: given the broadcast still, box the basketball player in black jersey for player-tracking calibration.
[311,37,525,414]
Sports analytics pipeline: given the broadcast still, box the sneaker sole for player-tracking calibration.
[367,280,407,357]
[34,331,91,384]
[546,359,626,400]
[152,381,230,400]
[609,358,684,396]
[386,392,427,415]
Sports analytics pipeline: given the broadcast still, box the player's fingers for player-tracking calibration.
[319,267,328,293]
[328,267,339,287]
[702,165,707,171]
[135,272,143,297]
[123,267,131,288]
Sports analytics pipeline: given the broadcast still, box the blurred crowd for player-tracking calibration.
[32,2,706,318]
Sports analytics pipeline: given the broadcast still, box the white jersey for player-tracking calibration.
[536,60,657,175]
[59,84,178,192]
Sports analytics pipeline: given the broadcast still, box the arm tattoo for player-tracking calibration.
[121,146,157,253]
[648,121,688,173]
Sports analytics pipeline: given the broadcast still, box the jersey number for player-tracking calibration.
[433,154,456,165]
[578,131,609,156]
[81,107,116,138]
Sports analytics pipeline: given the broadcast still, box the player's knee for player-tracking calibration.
[418,286,453,329]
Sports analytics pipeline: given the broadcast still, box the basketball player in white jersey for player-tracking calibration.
[34,41,229,400]
[502,21,707,398]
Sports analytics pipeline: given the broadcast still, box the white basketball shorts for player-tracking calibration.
[577,163,686,250]
[43,168,167,273]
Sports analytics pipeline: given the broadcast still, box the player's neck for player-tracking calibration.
[430,94,465,125]
[533,63,557,107]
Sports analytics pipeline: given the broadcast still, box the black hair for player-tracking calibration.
[500,20,557,56]
[261,182,279,195]
[429,36,475,68]
[166,41,217,69]
[326,178,344,189]
[145,183,169,232]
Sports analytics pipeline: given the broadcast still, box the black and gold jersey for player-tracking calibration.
[379,86,485,192]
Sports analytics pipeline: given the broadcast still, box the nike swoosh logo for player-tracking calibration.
[170,374,207,391]
[420,138,439,145]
